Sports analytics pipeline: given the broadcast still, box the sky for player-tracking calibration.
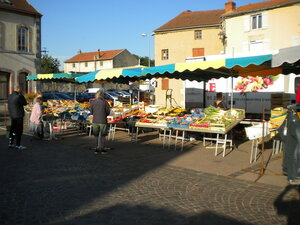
[28,0,264,68]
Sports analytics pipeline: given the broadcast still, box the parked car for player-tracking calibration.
[116,90,131,98]
[42,92,73,101]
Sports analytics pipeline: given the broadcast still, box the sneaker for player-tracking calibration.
[101,150,108,155]
[15,145,27,150]
[8,144,15,148]
[94,149,100,154]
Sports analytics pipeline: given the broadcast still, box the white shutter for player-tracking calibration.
[244,15,250,32]
[242,41,249,53]
[263,39,270,51]
[262,12,268,29]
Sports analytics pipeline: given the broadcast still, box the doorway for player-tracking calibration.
[0,71,10,100]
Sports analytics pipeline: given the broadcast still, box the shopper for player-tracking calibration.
[8,85,28,150]
[29,96,44,140]
[214,92,226,110]
[90,89,111,154]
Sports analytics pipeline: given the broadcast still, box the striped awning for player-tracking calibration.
[26,73,83,81]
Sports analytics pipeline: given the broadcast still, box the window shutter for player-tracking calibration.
[243,16,250,32]
[28,27,33,52]
[161,79,169,90]
[262,12,268,29]
[192,48,204,57]
[242,41,249,53]
[263,39,270,51]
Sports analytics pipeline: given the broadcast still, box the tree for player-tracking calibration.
[41,54,60,73]
[133,54,155,67]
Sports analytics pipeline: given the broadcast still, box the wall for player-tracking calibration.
[64,59,113,73]
[154,27,223,65]
[154,27,223,108]
[113,49,139,68]
[0,10,40,94]
[225,4,300,56]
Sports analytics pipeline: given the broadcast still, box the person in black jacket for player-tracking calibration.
[214,92,226,110]
[8,85,28,150]
[90,89,111,154]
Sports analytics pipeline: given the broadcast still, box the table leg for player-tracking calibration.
[215,133,219,156]
[135,127,139,143]
[175,130,178,151]
[181,131,185,152]
[168,129,172,149]
[112,123,116,141]
[163,129,166,149]
[222,134,227,157]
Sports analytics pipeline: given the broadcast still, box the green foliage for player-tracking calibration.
[133,54,155,67]
[41,54,60,73]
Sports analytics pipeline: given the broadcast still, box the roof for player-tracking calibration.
[223,0,299,17]
[65,49,125,63]
[0,0,41,16]
[154,9,224,32]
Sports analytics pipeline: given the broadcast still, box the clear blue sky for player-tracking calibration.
[28,0,263,67]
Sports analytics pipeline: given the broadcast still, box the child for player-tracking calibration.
[29,97,44,139]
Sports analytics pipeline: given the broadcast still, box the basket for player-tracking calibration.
[270,113,287,129]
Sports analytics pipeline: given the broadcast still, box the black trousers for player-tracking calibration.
[9,118,24,146]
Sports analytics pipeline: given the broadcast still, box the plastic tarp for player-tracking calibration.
[26,73,82,81]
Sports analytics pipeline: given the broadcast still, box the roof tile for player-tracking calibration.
[226,0,298,15]
[65,49,125,63]
[0,0,41,16]
[155,9,224,32]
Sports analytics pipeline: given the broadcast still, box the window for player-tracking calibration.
[72,63,75,68]
[99,61,103,66]
[251,14,262,29]
[194,30,202,39]
[85,62,88,67]
[17,26,29,52]
[161,49,169,60]
[249,40,263,53]
[192,48,204,57]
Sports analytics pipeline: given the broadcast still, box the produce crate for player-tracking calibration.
[245,122,270,140]
[271,94,291,108]
[210,123,226,132]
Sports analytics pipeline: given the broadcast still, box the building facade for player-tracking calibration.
[64,49,138,73]
[153,9,225,108]
[0,0,42,101]
[223,0,300,57]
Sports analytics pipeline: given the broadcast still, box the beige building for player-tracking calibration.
[223,0,300,57]
[153,9,225,108]
[64,49,138,73]
[0,0,42,101]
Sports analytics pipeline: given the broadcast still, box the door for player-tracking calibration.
[19,72,29,93]
[0,71,10,100]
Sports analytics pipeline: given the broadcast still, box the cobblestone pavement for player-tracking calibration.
[0,130,299,225]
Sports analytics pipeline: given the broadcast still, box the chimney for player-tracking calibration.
[77,49,81,54]
[225,0,236,13]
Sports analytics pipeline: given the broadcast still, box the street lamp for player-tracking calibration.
[141,33,152,67]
